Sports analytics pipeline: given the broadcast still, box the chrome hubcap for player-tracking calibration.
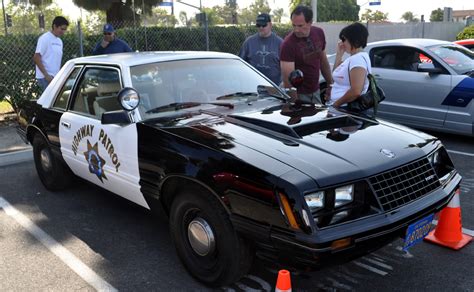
[187,217,215,256]
[40,148,52,172]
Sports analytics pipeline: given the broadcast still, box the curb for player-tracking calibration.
[0,148,33,167]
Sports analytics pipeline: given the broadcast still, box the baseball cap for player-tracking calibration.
[256,13,271,26]
[103,23,115,33]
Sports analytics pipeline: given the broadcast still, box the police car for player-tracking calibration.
[18,52,461,287]
[321,39,474,136]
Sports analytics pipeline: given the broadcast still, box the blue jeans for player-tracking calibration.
[37,78,49,91]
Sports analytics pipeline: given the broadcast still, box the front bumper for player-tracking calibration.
[233,172,461,268]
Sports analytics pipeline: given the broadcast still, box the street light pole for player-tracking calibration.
[176,0,209,51]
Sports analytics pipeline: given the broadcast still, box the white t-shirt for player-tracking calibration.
[35,31,63,79]
[328,52,371,105]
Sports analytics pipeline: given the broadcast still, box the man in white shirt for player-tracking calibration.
[33,16,69,91]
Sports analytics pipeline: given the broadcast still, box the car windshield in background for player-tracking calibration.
[130,58,276,118]
[427,45,474,75]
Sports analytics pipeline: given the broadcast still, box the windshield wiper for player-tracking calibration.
[145,102,234,114]
[216,92,258,100]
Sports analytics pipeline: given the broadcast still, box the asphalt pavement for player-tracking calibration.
[0,123,32,166]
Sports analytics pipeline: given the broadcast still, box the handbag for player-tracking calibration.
[346,57,385,115]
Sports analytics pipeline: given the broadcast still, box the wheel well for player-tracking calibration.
[160,176,229,217]
[26,125,46,144]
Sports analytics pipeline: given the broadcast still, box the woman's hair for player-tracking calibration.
[339,22,369,49]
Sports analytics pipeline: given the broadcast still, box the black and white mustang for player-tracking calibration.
[18,52,461,287]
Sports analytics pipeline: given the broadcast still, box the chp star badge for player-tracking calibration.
[83,140,107,182]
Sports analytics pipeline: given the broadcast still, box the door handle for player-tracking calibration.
[61,121,71,129]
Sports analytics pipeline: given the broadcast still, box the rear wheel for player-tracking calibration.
[32,134,72,190]
[169,187,253,287]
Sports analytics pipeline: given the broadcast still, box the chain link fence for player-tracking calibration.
[0,20,286,112]
[0,18,466,113]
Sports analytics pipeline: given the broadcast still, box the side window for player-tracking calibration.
[53,67,81,110]
[71,68,122,118]
[372,47,432,72]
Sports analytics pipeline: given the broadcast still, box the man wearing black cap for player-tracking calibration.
[92,24,133,55]
[239,13,283,85]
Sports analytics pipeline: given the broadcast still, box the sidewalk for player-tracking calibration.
[0,114,32,166]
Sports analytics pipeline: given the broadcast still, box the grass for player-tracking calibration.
[0,101,13,114]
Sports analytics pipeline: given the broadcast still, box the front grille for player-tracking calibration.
[369,158,441,212]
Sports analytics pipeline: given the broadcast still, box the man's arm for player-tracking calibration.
[320,50,333,85]
[280,61,295,88]
[33,53,52,82]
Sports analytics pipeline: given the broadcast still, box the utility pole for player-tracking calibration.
[312,0,317,23]
[2,0,7,35]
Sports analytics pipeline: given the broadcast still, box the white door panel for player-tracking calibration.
[59,112,149,209]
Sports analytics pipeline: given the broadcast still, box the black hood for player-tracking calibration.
[144,104,438,187]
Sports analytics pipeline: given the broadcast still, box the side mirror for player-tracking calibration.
[289,69,304,87]
[417,63,443,74]
[101,110,132,125]
[118,87,140,111]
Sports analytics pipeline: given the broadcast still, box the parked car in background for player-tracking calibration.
[321,39,474,136]
[17,51,461,287]
[454,39,474,51]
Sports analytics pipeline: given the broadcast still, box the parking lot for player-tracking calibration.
[0,130,473,291]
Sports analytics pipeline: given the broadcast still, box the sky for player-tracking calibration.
[14,0,473,23]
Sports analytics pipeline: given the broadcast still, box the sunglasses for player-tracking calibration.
[103,32,113,35]
[340,36,346,42]
[256,23,267,28]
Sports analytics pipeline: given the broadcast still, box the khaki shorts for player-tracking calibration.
[297,90,322,104]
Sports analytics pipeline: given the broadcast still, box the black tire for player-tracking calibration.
[32,134,72,190]
[169,188,253,287]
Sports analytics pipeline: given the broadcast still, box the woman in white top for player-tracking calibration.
[325,23,370,109]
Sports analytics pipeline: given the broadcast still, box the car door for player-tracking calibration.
[59,65,149,209]
[370,46,451,128]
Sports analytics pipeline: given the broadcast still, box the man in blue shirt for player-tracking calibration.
[239,13,283,85]
[92,24,132,55]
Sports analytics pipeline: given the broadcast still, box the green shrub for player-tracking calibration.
[456,25,474,40]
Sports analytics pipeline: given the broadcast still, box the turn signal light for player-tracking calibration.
[331,238,352,250]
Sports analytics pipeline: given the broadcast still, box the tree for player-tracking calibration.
[273,8,285,23]
[145,7,177,27]
[5,2,66,35]
[289,0,359,22]
[179,11,192,27]
[401,11,419,23]
[430,8,443,22]
[72,0,163,26]
[360,9,388,22]
[201,7,225,26]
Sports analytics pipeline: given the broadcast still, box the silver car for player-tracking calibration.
[322,39,474,136]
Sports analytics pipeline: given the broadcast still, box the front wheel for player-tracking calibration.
[169,188,253,287]
[32,134,72,190]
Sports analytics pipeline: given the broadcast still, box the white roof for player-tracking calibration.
[367,38,452,48]
[69,51,240,67]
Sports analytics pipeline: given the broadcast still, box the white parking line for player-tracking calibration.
[353,261,388,276]
[447,149,474,157]
[0,197,117,292]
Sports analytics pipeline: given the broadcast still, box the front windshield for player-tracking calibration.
[130,58,278,118]
[427,44,474,75]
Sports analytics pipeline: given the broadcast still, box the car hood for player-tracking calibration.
[144,105,438,187]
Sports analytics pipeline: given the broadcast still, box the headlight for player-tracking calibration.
[335,185,354,207]
[305,191,324,212]
[428,147,454,184]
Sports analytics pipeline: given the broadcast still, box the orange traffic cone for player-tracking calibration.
[424,188,472,250]
[275,269,292,292]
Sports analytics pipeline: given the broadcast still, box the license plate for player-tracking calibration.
[403,213,434,251]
